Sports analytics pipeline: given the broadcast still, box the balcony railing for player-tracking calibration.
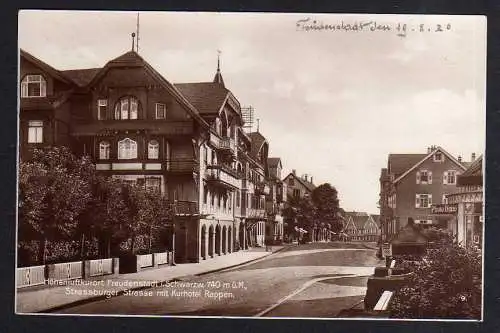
[173,200,199,216]
[205,165,241,189]
[247,208,266,219]
[166,159,199,173]
[209,133,236,156]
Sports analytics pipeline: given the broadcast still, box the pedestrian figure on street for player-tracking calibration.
[265,236,273,252]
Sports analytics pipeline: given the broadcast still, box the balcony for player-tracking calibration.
[172,200,199,216]
[166,159,199,173]
[255,182,271,195]
[246,208,266,219]
[205,165,241,189]
[209,133,236,157]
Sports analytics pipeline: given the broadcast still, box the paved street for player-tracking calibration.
[56,242,382,318]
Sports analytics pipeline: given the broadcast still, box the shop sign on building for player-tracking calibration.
[431,203,458,214]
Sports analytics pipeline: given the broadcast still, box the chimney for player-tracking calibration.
[304,174,308,182]
[310,176,313,184]
[471,153,476,162]
[427,147,432,154]
[292,169,296,176]
[458,155,462,162]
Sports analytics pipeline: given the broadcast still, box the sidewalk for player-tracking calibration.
[16,246,286,314]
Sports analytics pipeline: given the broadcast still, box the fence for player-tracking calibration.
[89,258,114,277]
[154,252,169,266]
[16,265,45,288]
[137,254,153,268]
[49,261,83,281]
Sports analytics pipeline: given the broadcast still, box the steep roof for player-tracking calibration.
[267,157,281,168]
[461,155,483,177]
[20,49,73,85]
[388,154,427,177]
[345,212,370,230]
[83,50,209,129]
[174,82,229,115]
[60,68,101,87]
[392,147,467,184]
[249,132,267,159]
[284,172,316,193]
[370,214,380,227]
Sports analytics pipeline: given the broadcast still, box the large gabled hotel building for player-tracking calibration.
[19,45,283,263]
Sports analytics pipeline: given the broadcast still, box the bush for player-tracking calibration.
[390,242,482,319]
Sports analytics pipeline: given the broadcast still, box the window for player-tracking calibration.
[99,141,110,160]
[145,177,161,193]
[288,178,295,186]
[117,138,138,159]
[433,152,444,162]
[236,190,240,207]
[416,170,432,184]
[442,194,448,204]
[156,103,166,119]
[148,140,159,159]
[97,99,107,120]
[293,188,300,198]
[21,74,46,98]
[444,170,457,185]
[27,120,43,143]
[415,194,432,208]
[114,96,139,120]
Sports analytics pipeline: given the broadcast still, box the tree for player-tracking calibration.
[18,147,94,264]
[390,237,482,319]
[130,186,173,254]
[311,183,342,233]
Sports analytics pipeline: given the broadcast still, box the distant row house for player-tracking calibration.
[342,212,380,242]
[19,46,289,263]
[379,145,482,248]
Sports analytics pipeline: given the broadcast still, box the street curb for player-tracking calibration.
[37,246,292,314]
[195,244,292,276]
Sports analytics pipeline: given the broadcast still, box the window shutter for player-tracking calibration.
[429,194,433,206]
[443,171,448,185]
[40,80,47,97]
[415,194,421,208]
[416,171,421,184]
[428,171,433,184]
[21,82,28,97]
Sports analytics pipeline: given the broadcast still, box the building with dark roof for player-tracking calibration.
[342,212,380,242]
[379,146,474,243]
[19,45,281,262]
[283,169,316,199]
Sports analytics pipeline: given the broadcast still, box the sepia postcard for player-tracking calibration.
[16,10,486,320]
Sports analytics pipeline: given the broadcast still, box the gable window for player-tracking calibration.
[99,141,110,159]
[118,138,137,159]
[114,96,139,120]
[293,188,300,198]
[148,140,159,159]
[156,103,166,119]
[288,178,295,186]
[27,120,43,143]
[21,74,47,98]
[97,99,107,120]
[443,170,457,185]
[416,170,432,184]
[415,194,432,208]
[433,152,444,162]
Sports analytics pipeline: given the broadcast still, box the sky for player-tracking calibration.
[18,11,486,214]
